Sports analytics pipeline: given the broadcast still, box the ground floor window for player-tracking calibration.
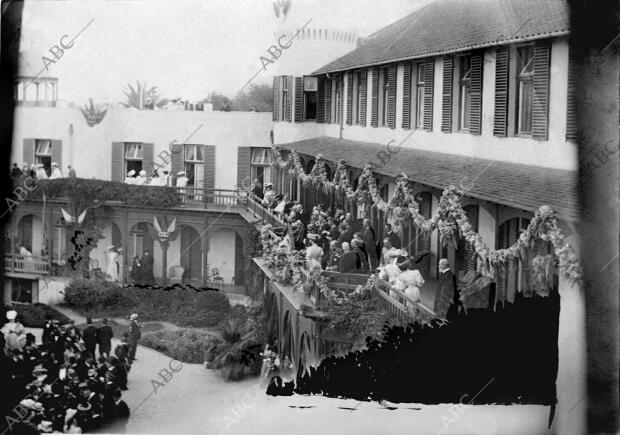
[11,278,33,303]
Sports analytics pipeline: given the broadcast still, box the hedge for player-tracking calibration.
[140,329,223,363]
[63,278,232,327]
[28,178,180,208]
[1,303,71,328]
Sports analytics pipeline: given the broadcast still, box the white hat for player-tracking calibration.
[129,313,138,320]
[177,171,186,175]
[51,162,58,166]
[127,170,136,176]
[139,170,147,176]
[6,310,17,320]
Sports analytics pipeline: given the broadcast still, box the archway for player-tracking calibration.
[128,222,154,262]
[400,191,432,277]
[180,225,202,282]
[281,310,294,363]
[208,227,238,284]
[298,332,313,377]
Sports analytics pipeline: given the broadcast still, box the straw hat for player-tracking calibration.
[127,170,136,176]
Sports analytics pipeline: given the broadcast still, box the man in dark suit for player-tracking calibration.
[97,318,114,359]
[338,242,361,273]
[128,314,142,363]
[362,219,379,270]
[384,223,402,249]
[82,317,98,358]
[141,250,154,285]
[435,258,459,319]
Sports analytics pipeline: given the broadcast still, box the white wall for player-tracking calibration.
[12,107,273,190]
[273,37,577,171]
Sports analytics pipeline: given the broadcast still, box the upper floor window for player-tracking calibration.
[250,148,272,186]
[185,144,203,162]
[516,45,535,135]
[184,145,204,188]
[459,56,472,130]
[35,139,52,174]
[355,70,363,124]
[415,63,425,128]
[335,79,342,124]
[303,77,317,121]
[381,67,390,126]
[124,142,143,174]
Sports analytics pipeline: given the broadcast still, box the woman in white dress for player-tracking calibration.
[305,234,324,271]
[105,245,119,282]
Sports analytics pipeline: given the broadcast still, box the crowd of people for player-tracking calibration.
[0,310,143,433]
[11,163,77,182]
[251,179,439,308]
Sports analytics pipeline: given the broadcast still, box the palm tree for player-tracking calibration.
[121,81,165,109]
[205,316,262,380]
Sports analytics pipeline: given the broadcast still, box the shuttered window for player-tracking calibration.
[359,69,367,126]
[111,142,123,182]
[516,46,535,134]
[380,67,389,126]
[23,139,35,167]
[294,77,303,123]
[493,47,509,137]
[423,59,434,131]
[469,53,483,135]
[532,43,551,140]
[202,145,216,191]
[237,147,251,189]
[317,77,325,123]
[272,76,280,122]
[415,63,426,128]
[371,69,379,127]
[324,78,332,123]
[346,71,353,125]
[402,62,412,129]
[442,57,454,132]
[387,65,397,129]
[142,143,154,176]
[565,49,577,141]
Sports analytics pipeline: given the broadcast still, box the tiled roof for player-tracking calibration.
[313,0,570,74]
[276,136,579,222]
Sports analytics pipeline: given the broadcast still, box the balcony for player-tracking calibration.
[5,254,50,275]
[246,193,286,227]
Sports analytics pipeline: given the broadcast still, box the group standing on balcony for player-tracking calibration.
[10,162,77,185]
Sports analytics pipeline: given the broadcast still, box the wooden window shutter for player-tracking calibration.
[272,77,280,122]
[324,78,332,123]
[371,69,379,127]
[359,69,367,126]
[441,57,454,132]
[493,47,509,137]
[23,139,35,166]
[203,145,216,191]
[142,143,154,175]
[423,59,434,131]
[346,71,353,125]
[285,76,293,122]
[51,140,62,168]
[469,53,483,135]
[402,63,412,129]
[565,49,577,141]
[336,75,343,124]
[111,142,123,182]
[317,77,325,123]
[387,65,397,129]
[237,147,251,189]
[532,42,551,140]
[294,77,303,122]
[170,143,184,184]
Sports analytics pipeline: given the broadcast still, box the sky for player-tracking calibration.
[17,0,431,106]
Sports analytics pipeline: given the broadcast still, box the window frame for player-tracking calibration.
[515,44,535,136]
[415,63,426,129]
[281,77,289,122]
[380,67,390,126]
[458,55,472,131]
[355,70,363,124]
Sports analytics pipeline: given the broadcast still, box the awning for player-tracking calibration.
[276,136,579,222]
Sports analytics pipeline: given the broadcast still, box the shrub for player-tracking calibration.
[63,279,231,327]
[140,328,223,363]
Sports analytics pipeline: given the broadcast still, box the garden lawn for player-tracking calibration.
[139,328,223,364]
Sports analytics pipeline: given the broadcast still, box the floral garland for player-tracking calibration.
[267,153,583,289]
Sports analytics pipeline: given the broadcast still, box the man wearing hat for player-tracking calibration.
[97,318,114,359]
[81,318,98,358]
[128,314,142,363]
[176,170,188,201]
[124,170,136,184]
[50,162,62,179]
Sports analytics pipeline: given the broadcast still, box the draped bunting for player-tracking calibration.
[270,148,583,288]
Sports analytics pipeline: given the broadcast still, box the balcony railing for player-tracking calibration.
[5,254,50,275]
[175,187,247,209]
[246,193,286,227]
